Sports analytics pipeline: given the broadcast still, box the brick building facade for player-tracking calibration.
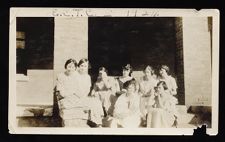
[16,17,212,118]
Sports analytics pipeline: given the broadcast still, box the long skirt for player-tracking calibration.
[147,108,175,128]
[110,114,141,128]
[58,95,104,127]
[140,96,151,118]
[98,91,112,113]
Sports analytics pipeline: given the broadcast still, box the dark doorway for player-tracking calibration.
[88,17,185,105]
[88,17,176,79]
[16,17,54,75]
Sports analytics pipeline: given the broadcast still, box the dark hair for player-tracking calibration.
[157,81,168,90]
[64,59,77,69]
[123,79,136,89]
[144,65,154,75]
[160,65,170,74]
[78,58,88,67]
[99,67,108,74]
[122,64,133,76]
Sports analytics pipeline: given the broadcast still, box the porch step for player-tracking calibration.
[178,113,195,124]
[177,123,196,128]
[176,105,188,115]
[175,105,196,127]
[17,105,53,117]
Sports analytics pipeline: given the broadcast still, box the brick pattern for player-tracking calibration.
[54,17,88,82]
[175,17,185,105]
[182,17,211,106]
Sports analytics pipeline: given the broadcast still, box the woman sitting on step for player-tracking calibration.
[56,58,91,127]
[56,58,104,127]
[90,67,120,117]
[139,65,158,125]
[147,81,179,128]
[158,65,178,96]
[110,80,141,128]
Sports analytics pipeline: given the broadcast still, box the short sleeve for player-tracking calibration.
[56,73,67,97]
[87,75,92,88]
[84,75,92,95]
[171,77,178,89]
[56,74,64,92]
[93,83,99,91]
[111,78,120,93]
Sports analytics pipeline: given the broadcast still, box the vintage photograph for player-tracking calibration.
[9,8,219,135]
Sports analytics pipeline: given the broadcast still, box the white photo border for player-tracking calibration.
[9,8,220,135]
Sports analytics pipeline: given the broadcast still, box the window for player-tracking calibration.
[16,17,54,77]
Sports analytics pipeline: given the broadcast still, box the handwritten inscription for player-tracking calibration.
[52,9,159,17]
[192,96,210,106]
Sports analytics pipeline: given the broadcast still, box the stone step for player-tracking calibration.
[176,123,196,128]
[176,105,188,114]
[178,113,195,124]
[102,113,196,128]
[17,105,53,117]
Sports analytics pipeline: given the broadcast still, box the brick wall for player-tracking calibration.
[16,70,54,107]
[175,17,185,105]
[54,17,88,83]
[182,17,212,106]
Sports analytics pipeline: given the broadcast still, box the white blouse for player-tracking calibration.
[56,72,79,97]
[76,73,92,98]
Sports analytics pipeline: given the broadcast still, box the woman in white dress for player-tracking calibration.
[158,65,178,96]
[76,59,104,127]
[111,80,141,128]
[147,81,178,128]
[56,59,78,100]
[56,59,90,127]
[91,67,120,116]
[139,65,158,124]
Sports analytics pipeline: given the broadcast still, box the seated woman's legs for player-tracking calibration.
[147,109,163,128]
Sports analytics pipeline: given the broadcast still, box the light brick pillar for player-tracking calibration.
[54,17,88,83]
[182,17,212,106]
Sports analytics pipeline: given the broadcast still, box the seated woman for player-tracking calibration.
[158,65,178,96]
[139,65,158,124]
[116,64,135,95]
[76,58,104,127]
[147,81,178,128]
[56,58,103,127]
[108,64,137,116]
[56,59,78,100]
[56,59,90,127]
[91,67,120,116]
[110,80,141,128]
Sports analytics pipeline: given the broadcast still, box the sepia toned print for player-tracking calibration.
[9,8,219,135]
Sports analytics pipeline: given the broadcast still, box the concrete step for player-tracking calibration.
[176,105,196,125]
[17,105,53,117]
[176,105,188,115]
[178,113,195,124]
[176,123,196,128]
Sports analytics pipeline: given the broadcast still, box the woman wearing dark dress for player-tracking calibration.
[116,64,135,95]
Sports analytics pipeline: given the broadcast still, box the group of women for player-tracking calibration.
[56,58,179,128]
